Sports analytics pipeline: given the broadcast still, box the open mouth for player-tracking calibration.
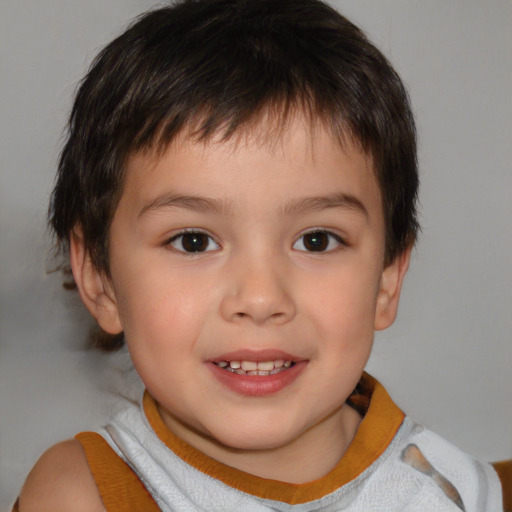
[214,359,295,376]
[209,356,306,396]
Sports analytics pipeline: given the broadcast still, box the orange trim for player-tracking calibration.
[143,372,405,504]
[76,432,160,512]
[492,459,512,512]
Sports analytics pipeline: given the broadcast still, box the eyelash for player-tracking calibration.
[164,228,347,254]
[293,229,347,253]
[165,229,220,254]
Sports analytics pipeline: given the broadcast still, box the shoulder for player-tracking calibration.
[18,439,105,512]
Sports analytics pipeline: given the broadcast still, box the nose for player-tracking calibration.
[219,256,296,326]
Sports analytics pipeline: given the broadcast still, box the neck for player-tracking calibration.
[158,402,362,484]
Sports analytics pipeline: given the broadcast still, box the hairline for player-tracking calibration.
[98,105,381,275]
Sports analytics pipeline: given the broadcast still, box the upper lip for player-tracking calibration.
[209,349,304,363]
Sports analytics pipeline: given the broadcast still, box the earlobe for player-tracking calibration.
[69,228,123,334]
[374,247,411,331]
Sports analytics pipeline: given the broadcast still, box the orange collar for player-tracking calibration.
[143,372,404,505]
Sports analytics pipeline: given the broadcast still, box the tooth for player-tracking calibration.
[257,361,274,371]
[241,361,258,371]
[230,361,241,369]
[274,360,284,368]
[284,361,292,367]
[218,361,228,368]
[235,369,245,375]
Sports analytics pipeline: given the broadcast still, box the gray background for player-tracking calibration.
[1,0,511,508]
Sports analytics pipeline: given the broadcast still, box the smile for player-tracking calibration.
[208,352,306,396]
[215,360,294,376]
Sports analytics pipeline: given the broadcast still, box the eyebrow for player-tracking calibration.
[138,193,234,218]
[281,193,368,218]
[138,191,368,218]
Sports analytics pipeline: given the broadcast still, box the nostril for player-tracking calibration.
[221,292,296,325]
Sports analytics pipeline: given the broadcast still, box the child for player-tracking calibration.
[16,0,504,510]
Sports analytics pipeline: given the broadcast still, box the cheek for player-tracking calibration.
[305,266,381,339]
[119,285,203,393]
[113,263,217,356]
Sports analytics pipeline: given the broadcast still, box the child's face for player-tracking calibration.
[83,117,407,457]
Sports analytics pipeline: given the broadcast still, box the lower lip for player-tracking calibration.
[207,361,307,397]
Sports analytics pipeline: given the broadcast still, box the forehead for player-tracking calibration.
[139,106,371,170]
[121,115,382,222]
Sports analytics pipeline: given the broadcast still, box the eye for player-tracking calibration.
[167,231,219,253]
[293,230,345,252]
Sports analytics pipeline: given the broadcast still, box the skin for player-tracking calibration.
[18,440,105,511]
[19,117,410,509]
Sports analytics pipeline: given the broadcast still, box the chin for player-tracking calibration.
[208,418,303,452]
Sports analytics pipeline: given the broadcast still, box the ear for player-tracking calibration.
[374,247,412,331]
[69,228,123,334]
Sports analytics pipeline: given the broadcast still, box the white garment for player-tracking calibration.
[99,398,502,512]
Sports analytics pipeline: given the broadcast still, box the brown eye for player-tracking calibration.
[293,230,344,252]
[303,232,328,251]
[169,232,219,253]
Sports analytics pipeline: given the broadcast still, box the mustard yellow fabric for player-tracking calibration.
[75,431,160,511]
[492,459,512,512]
[12,373,507,511]
[141,372,405,504]
[72,373,406,509]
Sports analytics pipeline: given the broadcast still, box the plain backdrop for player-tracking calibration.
[1,0,511,508]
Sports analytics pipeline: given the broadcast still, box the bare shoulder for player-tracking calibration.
[18,439,105,512]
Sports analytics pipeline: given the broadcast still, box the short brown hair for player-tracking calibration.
[50,0,419,349]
